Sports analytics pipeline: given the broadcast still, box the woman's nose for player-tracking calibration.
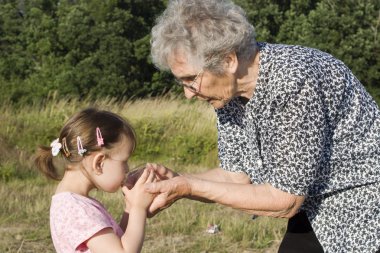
[184,87,196,99]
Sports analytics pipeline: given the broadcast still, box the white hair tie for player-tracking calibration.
[50,138,62,156]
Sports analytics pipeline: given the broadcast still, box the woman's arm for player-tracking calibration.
[131,164,250,185]
[142,165,251,209]
[188,167,251,184]
[145,172,305,218]
[188,176,305,218]
[181,168,252,203]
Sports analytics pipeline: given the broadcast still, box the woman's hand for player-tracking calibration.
[146,163,180,180]
[125,163,183,217]
[144,174,192,216]
[123,164,146,190]
[124,163,177,189]
[122,168,156,212]
[144,163,184,216]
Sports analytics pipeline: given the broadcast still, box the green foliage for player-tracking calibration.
[235,0,286,42]
[0,0,379,104]
[277,0,380,88]
[0,0,169,104]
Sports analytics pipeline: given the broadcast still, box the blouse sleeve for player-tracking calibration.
[216,99,264,184]
[261,76,328,195]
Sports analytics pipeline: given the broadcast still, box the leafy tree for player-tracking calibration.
[235,0,287,42]
[0,0,379,104]
[277,0,380,90]
[0,2,30,80]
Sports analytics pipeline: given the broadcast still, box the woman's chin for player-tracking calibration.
[208,99,228,109]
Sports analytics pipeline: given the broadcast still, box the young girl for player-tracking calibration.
[35,108,155,253]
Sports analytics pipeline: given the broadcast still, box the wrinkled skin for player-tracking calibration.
[124,163,180,217]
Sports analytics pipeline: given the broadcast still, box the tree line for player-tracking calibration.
[0,0,379,104]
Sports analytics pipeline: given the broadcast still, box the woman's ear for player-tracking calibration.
[224,52,238,74]
[92,153,106,175]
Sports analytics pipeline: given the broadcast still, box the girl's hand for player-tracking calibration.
[124,165,146,190]
[124,163,173,190]
[122,168,156,211]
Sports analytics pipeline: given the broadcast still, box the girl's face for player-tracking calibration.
[96,134,134,193]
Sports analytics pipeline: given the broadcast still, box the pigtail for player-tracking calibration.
[35,145,61,180]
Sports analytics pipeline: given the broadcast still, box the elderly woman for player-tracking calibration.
[140,0,380,252]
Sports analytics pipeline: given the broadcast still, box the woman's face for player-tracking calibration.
[168,51,238,109]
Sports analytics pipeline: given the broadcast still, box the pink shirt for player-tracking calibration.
[50,192,124,253]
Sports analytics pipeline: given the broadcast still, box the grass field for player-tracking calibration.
[0,97,286,252]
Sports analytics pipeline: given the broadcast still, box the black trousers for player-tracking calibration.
[278,211,324,253]
[278,211,380,253]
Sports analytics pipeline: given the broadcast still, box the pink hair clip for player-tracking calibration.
[77,136,87,156]
[96,127,104,146]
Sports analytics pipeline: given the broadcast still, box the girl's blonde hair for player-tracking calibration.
[35,108,136,180]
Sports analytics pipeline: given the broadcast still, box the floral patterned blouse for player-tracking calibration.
[216,43,380,252]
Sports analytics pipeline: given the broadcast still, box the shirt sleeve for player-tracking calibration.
[261,77,328,195]
[216,99,264,184]
[54,195,115,251]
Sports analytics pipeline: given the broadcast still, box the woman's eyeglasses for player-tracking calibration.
[174,69,204,93]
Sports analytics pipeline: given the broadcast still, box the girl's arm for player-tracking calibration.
[86,210,146,253]
[86,169,155,253]
[120,207,147,252]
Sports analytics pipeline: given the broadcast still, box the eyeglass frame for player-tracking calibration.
[174,69,204,93]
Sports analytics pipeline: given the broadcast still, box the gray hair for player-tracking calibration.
[150,0,257,75]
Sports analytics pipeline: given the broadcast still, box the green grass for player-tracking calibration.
[0,178,285,253]
[0,97,286,252]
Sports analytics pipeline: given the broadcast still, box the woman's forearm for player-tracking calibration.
[186,176,305,218]
[187,167,251,184]
[145,169,303,218]
[184,169,249,203]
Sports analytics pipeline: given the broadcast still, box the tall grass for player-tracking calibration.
[0,97,286,252]
[0,95,218,180]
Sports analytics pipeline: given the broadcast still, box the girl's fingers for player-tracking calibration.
[135,168,150,185]
[146,169,155,183]
[146,163,157,172]
[121,186,130,196]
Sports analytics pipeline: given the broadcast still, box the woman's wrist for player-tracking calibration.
[178,174,194,198]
